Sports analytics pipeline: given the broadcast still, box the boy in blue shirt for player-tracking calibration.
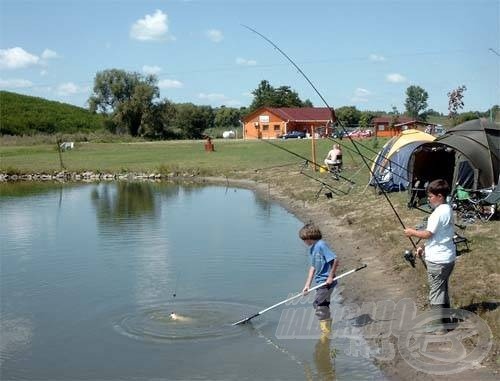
[299,223,339,336]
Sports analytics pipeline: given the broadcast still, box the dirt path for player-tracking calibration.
[209,176,499,381]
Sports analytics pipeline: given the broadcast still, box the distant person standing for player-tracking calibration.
[404,179,456,334]
[324,144,342,171]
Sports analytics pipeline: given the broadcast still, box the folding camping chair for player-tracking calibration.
[452,185,498,223]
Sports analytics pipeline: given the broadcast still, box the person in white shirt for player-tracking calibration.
[324,144,342,172]
[404,179,456,334]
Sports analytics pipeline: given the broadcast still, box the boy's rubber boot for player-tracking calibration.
[319,319,332,341]
[442,302,458,330]
[425,305,447,335]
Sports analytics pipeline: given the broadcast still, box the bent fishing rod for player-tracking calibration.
[233,264,367,325]
[243,25,424,268]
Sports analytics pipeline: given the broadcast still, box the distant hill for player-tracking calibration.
[0,91,105,135]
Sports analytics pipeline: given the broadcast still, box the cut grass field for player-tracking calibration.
[1,137,499,361]
[0,137,383,175]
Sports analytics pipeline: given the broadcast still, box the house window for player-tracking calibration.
[262,125,269,131]
[274,125,280,131]
[378,125,385,131]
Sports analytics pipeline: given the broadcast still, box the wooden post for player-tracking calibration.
[311,125,317,171]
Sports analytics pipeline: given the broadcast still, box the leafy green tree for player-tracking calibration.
[335,106,361,127]
[303,99,313,107]
[404,85,428,119]
[214,106,241,129]
[389,106,400,130]
[490,105,500,122]
[139,99,178,139]
[172,103,214,139]
[274,85,305,107]
[453,111,480,126]
[425,109,443,117]
[88,69,159,136]
[359,112,376,128]
[249,80,310,111]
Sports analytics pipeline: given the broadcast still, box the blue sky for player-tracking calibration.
[1,0,498,114]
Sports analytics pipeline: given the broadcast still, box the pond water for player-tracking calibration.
[0,182,385,380]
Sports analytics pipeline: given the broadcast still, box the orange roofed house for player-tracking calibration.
[372,116,438,137]
[242,107,335,140]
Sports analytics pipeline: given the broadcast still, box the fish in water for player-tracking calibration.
[170,312,193,322]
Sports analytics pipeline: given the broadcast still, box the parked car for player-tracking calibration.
[347,129,372,138]
[281,130,306,139]
[331,130,347,139]
[425,125,446,137]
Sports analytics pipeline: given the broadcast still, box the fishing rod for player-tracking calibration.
[253,160,304,172]
[233,264,367,325]
[243,25,424,269]
[262,138,356,186]
[299,166,348,196]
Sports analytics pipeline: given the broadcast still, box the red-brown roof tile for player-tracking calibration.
[268,107,334,121]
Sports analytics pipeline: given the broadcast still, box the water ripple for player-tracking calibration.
[112,300,265,343]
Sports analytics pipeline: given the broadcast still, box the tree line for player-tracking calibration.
[89,69,498,138]
[1,69,497,138]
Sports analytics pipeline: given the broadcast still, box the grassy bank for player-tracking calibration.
[1,137,498,353]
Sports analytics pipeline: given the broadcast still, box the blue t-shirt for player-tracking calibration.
[309,239,337,284]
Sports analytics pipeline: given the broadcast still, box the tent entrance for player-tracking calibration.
[408,144,455,206]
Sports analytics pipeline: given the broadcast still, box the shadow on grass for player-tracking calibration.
[460,301,499,314]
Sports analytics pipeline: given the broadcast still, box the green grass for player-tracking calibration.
[0,138,381,175]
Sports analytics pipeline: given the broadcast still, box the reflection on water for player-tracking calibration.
[91,182,157,223]
[0,181,383,380]
[313,337,336,381]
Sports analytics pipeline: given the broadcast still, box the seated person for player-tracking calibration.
[324,144,343,171]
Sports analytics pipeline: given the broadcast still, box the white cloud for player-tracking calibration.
[369,53,386,62]
[0,78,33,88]
[56,82,89,96]
[354,88,371,97]
[158,79,183,89]
[206,29,223,43]
[236,57,257,66]
[41,49,59,60]
[350,88,372,103]
[142,65,162,75]
[386,73,407,83]
[0,47,39,69]
[130,10,174,41]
